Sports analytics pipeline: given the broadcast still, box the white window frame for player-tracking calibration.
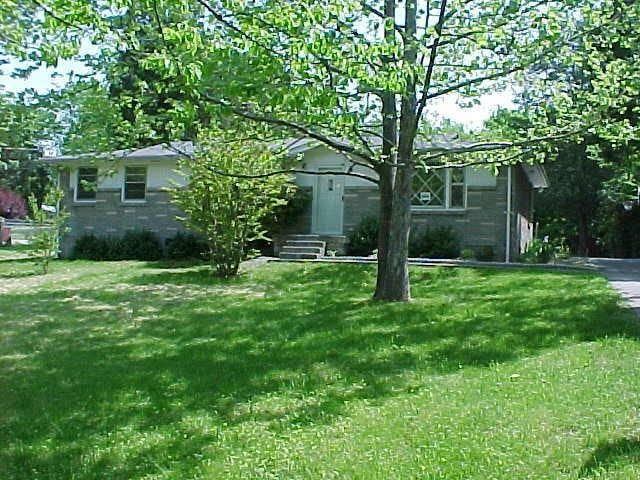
[74,166,98,203]
[122,165,148,203]
[411,168,467,211]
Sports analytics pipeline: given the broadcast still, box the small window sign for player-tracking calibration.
[419,192,431,202]
[41,205,57,213]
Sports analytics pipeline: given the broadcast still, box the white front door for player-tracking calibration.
[313,172,344,234]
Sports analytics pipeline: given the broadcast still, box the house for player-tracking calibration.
[44,139,548,261]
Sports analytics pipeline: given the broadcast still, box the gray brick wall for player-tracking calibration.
[339,171,511,261]
[343,187,379,232]
[511,167,535,259]
[60,170,186,257]
[59,166,532,261]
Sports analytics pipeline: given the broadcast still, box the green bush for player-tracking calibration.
[72,230,162,261]
[72,234,111,260]
[119,230,163,260]
[346,216,379,256]
[520,239,555,264]
[165,232,208,260]
[460,248,475,260]
[409,226,460,259]
[475,245,495,262]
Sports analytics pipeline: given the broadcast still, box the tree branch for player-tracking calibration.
[418,124,591,163]
[424,148,532,171]
[152,0,168,47]
[415,0,448,126]
[423,65,523,101]
[31,0,87,30]
[202,93,375,162]
[195,0,285,59]
[166,142,379,184]
[360,1,406,39]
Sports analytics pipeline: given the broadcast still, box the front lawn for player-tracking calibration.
[1,261,639,479]
[0,243,31,260]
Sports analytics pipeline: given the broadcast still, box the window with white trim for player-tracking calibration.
[123,166,147,201]
[76,167,98,201]
[412,167,465,209]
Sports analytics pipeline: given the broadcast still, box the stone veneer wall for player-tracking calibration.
[59,170,187,257]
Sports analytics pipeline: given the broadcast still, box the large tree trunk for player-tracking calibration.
[373,0,417,302]
[577,211,589,256]
[374,87,397,299]
[374,165,412,301]
[374,165,394,298]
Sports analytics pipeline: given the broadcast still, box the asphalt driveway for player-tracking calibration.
[590,258,640,317]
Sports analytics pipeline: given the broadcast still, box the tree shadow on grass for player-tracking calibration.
[1,263,638,479]
[0,258,40,278]
[0,269,39,279]
[578,438,640,478]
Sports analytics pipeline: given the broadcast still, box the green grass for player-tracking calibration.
[0,243,31,260]
[1,260,639,479]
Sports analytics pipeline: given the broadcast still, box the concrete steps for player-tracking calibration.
[279,235,326,259]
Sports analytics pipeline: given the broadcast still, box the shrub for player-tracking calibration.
[475,245,495,262]
[346,216,379,256]
[460,248,475,260]
[409,226,460,259]
[73,234,119,260]
[170,128,291,278]
[165,232,208,260]
[119,230,163,261]
[0,189,28,219]
[263,188,312,234]
[520,238,555,264]
[28,189,69,274]
[72,230,162,261]
[72,234,96,260]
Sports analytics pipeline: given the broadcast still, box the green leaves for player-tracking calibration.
[27,187,69,274]
[169,125,294,277]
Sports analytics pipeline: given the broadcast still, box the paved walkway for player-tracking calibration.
[589,258,640,317]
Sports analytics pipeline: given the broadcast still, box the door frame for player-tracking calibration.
[311,166,344,235]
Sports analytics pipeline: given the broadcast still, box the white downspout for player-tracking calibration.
[505,166,512,263]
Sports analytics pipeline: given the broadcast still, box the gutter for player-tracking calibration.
[505,166,512,263]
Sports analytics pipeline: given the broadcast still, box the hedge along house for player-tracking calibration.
[45,139,548,260]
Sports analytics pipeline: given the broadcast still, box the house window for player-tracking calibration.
[450,168,465,208]
[123,166,147,201]
[76,167,98,201]
[412,167,465,209]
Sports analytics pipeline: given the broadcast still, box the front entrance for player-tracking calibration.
[312,171,344,234]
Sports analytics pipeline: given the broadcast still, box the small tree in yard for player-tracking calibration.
[28,189,68,274]
[170,130,293,278]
